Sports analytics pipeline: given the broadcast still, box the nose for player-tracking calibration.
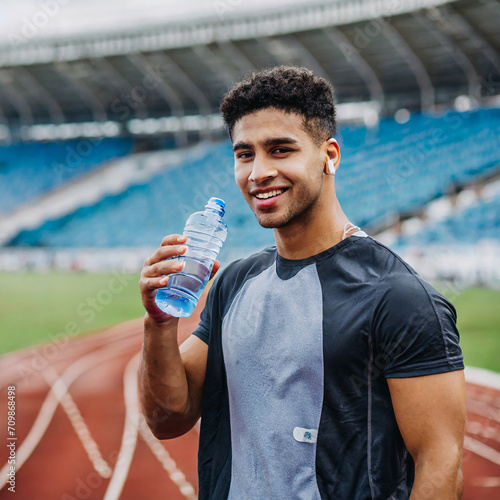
[249,156,278,184]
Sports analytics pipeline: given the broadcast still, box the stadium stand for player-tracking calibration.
[5,141,269,262]
[7,108,500,262]
[0,138,133,214]
[1,0,499,283]
[395,190,500,247]
[338,108,500,224]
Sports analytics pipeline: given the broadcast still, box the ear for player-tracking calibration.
[323,138,340,175]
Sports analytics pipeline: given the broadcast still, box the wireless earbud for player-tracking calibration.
[325,138,338,175]
[326,159,336,175]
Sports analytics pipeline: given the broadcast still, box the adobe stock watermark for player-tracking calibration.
[348,301,458,397]
[110,65,166,121]
[410,457,463,498]
[213,0,243,20]
[178,156,234,220]
[51,64,165,180]
[339,17,388,62]
[60,447,121,500]
[16,270,136,382]
[8,0,72,47]
[349,278,464,396]
[337,0,407,62]
[384,80,497,191]
[384,112,466,192]
[51,135,105,182]
[59,410,191,500]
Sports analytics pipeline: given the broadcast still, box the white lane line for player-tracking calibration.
[466,420,500,444]
[0,319,142,389]
[0,338,138,492]
[467,400,500,424]
[42,368,112,478]
[464,435,500,466]
[466,389,500,410]
[468,395,500,411]
[103,352,141,500]
[470,477,500,487]
[139,414,197,500]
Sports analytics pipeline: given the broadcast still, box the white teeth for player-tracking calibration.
[255,189,285,199]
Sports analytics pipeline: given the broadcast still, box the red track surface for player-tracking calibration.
[0,293,499,500]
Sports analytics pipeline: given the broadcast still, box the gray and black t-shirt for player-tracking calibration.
[193,234,464,500]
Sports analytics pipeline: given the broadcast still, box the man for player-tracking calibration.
[139,66,466,499]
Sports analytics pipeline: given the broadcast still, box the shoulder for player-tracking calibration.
[219,245,277,283]
[359,242,464,377]
[194,246,277,343]
[217,246,277,290]
[364,238,456,319]
[326,235,425,292]
[210,246,277,311]
[348,236,417,276]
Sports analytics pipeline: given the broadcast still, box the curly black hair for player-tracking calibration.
[220,66,336,145]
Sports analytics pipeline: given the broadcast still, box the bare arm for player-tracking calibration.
[139,233,219,439]
[388,370,466,499]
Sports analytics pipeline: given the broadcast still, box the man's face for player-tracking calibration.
[232,108,326,229]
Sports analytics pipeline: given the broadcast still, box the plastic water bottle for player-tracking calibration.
[155,197,228,317]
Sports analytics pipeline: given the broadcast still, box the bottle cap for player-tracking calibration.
[206,197,225,216]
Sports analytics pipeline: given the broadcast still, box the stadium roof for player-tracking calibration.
[0,0,317,44]
[0,0,499,142]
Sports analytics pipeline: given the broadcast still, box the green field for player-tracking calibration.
[0,272,499,372]
[450,287,500,373]
[0,271,143,354]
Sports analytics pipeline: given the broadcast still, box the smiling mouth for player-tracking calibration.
[254,188,288,200]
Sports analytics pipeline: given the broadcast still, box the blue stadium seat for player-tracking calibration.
[395,192,500,247]
[0,138,133,214]
[7,108,500,255]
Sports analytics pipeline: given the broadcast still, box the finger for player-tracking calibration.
[140,275,172,294]
[142,257,185,279]
[210,260,221,280]
[143,244,187,268]
[161,234,186,246]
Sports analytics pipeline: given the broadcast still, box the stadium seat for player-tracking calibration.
[7,108,500,257]
[0,138,133,214]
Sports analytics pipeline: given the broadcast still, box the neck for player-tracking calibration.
[273,196,350,260]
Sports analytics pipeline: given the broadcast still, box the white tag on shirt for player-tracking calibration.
[293,427,318,444]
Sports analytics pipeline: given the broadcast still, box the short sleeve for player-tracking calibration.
[192,272,222,345]
[372,272,464,379]
[191,248,276,346]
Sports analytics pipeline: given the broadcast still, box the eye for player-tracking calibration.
[272,147,293,154]
[236,151,253,159]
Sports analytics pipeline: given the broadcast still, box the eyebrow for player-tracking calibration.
[232,136,299,152]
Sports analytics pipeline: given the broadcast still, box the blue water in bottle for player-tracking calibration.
[155,197,228,317]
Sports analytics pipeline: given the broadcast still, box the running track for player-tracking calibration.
[0,294,499,500]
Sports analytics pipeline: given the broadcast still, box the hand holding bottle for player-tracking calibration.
[140,233,221,323]
[154,198,227,317]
